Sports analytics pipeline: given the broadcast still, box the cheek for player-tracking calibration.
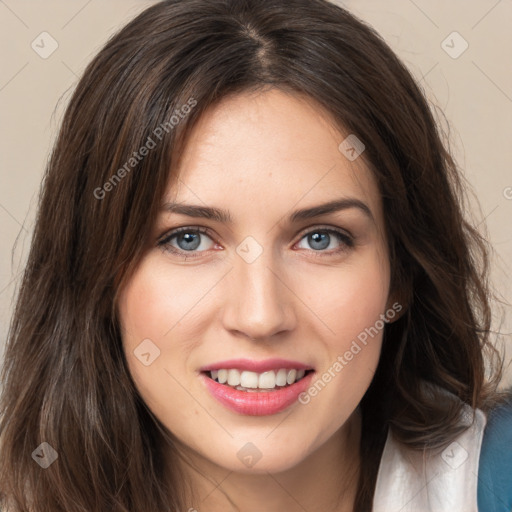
[117,254,225,415]
[117,259,193,400]
[118,270,221,462]
[294,249,389,414]
[300,249,390,348]
[118,253,222,361]
[119,260,194,341]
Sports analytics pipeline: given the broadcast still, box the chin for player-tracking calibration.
[200,435,315,475]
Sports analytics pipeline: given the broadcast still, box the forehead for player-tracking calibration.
[166,88,383,226]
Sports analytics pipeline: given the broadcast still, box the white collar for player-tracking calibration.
[372,404,487,512]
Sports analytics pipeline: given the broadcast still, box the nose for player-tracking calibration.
[221,246,296,342]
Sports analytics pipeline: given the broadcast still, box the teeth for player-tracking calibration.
[258,371,275,389]
[240,371,259,388]
[217,369,228,384]
[275,368,287,386]
[227,369,240,386]
[209,368,310,390]
[286,369,297,385]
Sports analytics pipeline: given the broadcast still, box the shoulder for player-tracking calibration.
[478,394,512,512]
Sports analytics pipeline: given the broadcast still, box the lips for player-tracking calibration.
[199,358,315,416]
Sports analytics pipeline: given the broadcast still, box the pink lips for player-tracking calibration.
[199,358,315,416]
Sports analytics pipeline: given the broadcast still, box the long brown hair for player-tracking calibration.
[0,0,506,510]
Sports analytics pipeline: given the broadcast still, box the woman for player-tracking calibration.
[0,0,510,510]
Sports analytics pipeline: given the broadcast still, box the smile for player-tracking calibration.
[199,358,315,416]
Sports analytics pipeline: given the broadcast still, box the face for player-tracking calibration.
[118,88,393,475]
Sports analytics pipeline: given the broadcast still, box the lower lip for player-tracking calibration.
[201,371,315,416]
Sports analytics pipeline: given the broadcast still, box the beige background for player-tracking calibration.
[0,0,511,386]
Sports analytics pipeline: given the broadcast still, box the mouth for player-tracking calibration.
[199,359,315,416]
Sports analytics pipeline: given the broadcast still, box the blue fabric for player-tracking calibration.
[478,395,512,512]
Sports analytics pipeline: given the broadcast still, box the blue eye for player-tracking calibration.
[158,227,215,258]
[157,226,354,259]
[296,228,354,254]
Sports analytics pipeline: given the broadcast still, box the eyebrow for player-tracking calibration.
[160,197,374,224]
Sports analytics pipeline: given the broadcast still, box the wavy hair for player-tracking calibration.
[0,0,506,510]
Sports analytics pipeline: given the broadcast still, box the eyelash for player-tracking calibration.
[157,225,355,260]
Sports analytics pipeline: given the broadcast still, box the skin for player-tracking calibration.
[118,88,395,512]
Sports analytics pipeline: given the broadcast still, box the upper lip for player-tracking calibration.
[200,358,314,373]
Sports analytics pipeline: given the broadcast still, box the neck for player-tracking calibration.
[174,408,362,512]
